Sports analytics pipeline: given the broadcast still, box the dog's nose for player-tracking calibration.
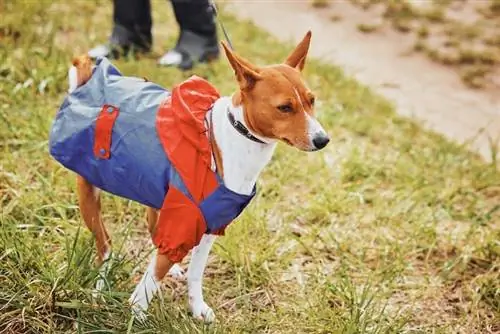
[313,134,330,150]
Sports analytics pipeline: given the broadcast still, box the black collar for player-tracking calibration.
[226,107,266,144]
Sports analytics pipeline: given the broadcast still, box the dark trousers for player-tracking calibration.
[110,0,216,50]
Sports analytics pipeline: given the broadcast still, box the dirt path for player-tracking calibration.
[226,1,500,162]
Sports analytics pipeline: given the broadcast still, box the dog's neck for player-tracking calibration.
[210,96,277,195]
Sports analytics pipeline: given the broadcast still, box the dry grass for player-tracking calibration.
[357,23,380,34]
[1,0,499,333]
[311,0,331,9]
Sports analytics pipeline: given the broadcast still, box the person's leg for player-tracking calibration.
[171,0,216,39]
[112,0,153,51]
[158,0,219,70]
[89,0,153,59]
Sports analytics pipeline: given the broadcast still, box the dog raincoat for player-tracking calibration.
[49,57,255,262]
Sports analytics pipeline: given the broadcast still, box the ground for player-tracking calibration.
[306,0,500,90]
[226,0,500,162]
[0,0,499,333]
[346,0,500,90]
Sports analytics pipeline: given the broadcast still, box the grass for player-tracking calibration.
[311,0,331,9]
[357,23,380,34]
[1,0,499,333]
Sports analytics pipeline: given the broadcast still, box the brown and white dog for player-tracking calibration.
[69,31,329,322]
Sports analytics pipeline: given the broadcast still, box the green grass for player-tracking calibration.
[1,0,499,333]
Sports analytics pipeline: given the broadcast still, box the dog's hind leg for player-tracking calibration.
[76,175,112,291]
[69,54,93,92]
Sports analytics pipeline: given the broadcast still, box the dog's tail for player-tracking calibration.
[68,55,93,93]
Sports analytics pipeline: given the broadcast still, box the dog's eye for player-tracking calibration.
[277,104,293,113]
[310,97,315,106]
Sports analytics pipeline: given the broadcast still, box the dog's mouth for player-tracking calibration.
[281,137,319,152]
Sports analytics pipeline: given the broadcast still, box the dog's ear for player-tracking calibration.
[285,30,312,71]
[221,41,262,90]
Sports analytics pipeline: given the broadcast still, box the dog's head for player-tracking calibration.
[222,31,329,151]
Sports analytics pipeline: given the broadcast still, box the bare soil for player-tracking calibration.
[226,0,500,162]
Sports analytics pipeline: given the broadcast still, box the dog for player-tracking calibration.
[49,31,329,322]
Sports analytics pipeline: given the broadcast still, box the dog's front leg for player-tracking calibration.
[146,207,185,280]
[129,249,173,321]
[187,234,217,322]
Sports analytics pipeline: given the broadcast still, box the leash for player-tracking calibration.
[207,1,267,154]
[210,1,234,50]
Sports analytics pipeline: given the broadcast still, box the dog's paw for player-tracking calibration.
[190,301,215,323]
[91,279,106,299]
[94,252,112,295]
[168,264,185,280]
[131,304,148,323]
[130,297,148,323]
[91,289,101,300]
[95,277,106,291]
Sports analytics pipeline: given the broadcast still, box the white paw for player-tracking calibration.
[94,251,112,295]
[95,277,106,291]
[91,278,106,299]
[168,264,185,279]
[91,289,101,299]
[190,301,215,323]
[130,293,149,322]
[131,303,148,323]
